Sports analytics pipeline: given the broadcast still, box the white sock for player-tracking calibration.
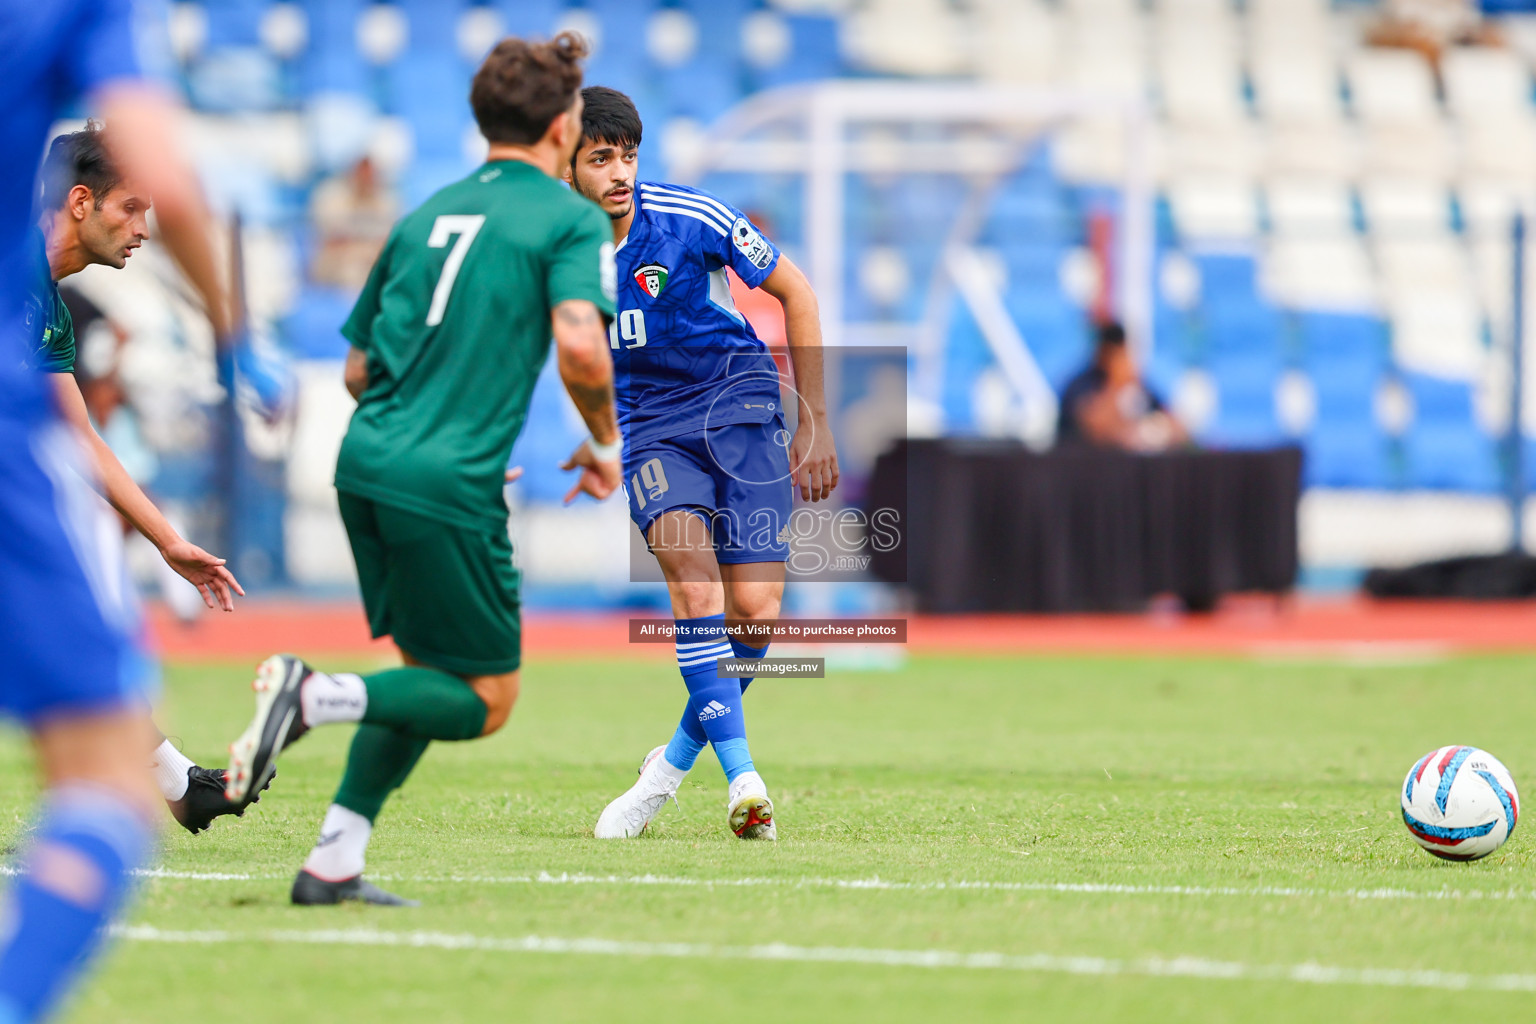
[301,671,368,727]
[651,756,689,789]
[151,739,195,801]
[302,804,373,881]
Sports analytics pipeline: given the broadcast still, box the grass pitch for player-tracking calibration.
[4,650,1536,1022]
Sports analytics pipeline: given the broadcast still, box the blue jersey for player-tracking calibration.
[0,0,139,421]
[612,182,783,449]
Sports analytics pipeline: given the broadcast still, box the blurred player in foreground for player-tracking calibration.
[0,2,233,1020]
[566,87,838,841]
[223,32,620,906]
[31,123,269,835]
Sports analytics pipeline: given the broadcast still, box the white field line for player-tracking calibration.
[22,866,1536,904]
[111,923,1536,993]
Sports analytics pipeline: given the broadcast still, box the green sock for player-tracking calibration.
[334,725,430,823]
[362,666,488,741]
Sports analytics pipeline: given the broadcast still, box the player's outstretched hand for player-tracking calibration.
[559,440,622,504]
[505,466,524,484]
[791,423,840,502]
[161,539,246,612]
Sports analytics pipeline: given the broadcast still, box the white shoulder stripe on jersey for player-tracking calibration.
[638,189,733,232]
[641,202,728,236]
[640,184,735,224]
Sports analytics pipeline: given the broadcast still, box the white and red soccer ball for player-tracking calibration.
[1401,745,1519,861]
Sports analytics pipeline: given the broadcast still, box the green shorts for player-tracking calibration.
[338,491,521,676]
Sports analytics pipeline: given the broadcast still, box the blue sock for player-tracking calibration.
[664,637,768,770]
[663,709,706,772]
[730,636,769,695]
[673,615,754,782]
[0,785,151,1024]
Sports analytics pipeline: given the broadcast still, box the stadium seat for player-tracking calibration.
[1265,178,1357,237]
[1206,352,1285,447]
[1168,177,1259,242]
[204,0,265,49]
[1401,374,1502,491]
[494,0,562,37]
[1441,48,1533,124]
[1203,300,1284,361]
[387,54,474,159]
[749,14,840,87]
[1251,53,1343,127]
[281,287,358,360]
[1347,50,1441,128]
[1261,235,1376,311]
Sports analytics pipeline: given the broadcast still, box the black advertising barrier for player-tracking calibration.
[866,439,1302,613]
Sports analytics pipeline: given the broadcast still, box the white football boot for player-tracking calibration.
[727,770,776,840]
[594,746,682,838]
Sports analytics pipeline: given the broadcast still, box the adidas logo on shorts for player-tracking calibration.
[698,700,732,722]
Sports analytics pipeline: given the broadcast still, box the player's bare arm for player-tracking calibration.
[344,344,368,399]
[552,298,621,503]
[51,372,244,611]
[761,254,839,502]
[97,85,232,336]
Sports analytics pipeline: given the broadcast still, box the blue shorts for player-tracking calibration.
[0,416,155,725]
[625,420,793,564]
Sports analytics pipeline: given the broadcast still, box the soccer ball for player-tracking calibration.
[1400,745,1519,861]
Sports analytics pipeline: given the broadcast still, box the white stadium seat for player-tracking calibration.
[1261,236,1377,310]
[1251,55,1344,127]
[1158,47,1246,125]
[1360,178,1454,236]
[1461,120,1536,183]
[1361,124,1458,182]
[974,1,1059,85]
[1168,176,1259,242]
[1265,178,1356,238]
[1441,47,1534,124]
[1163,122,1262,179]
[1347,50,1441,127]
[1388,290,1487,381]
[1265,122,1361,178]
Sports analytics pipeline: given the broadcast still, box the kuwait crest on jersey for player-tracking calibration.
[634,263,668,298]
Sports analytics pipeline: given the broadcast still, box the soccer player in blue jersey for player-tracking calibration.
[567,87,839,840]
[0,2,232,1020]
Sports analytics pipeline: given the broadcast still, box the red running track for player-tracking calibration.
[146,596,1536,661]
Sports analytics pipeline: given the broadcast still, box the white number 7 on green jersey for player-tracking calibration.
[425,214,486,326]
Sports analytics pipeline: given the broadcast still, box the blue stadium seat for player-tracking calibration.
[1207,353,1284,447]
[389,54,475,159]
[510,361,590,504]
[204,0,265,49]
[495,0,563,36]
[942,309,995,431]
[280,287,358,359]
[1192,253,1259,303]
[1005,294,1089,390]
[1203,301,1284,360]
[1306,356,1390,487]
[298,0,370,95]
[677,0,749,54]
[400,0,466,55]
[750,15,840,87]
[404,158,473,207]
[658,60,744,122]
[1297,311,1389,363]
[1401,374,1501,491]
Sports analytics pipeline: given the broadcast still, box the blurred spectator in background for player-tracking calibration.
[308,155,398,290]
[1368,0,1502,66]
[1057,322,1187,453]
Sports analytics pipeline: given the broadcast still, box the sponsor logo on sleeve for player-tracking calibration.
[731,217,774,270]
[634,263,669,298]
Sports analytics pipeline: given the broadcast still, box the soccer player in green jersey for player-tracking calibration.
[30,123,265,835]
[224,32,622,906]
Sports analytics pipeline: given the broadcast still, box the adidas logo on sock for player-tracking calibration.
[697,700,732,722]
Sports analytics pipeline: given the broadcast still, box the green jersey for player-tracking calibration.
[336,160,615,530]
[22,228,75,373]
